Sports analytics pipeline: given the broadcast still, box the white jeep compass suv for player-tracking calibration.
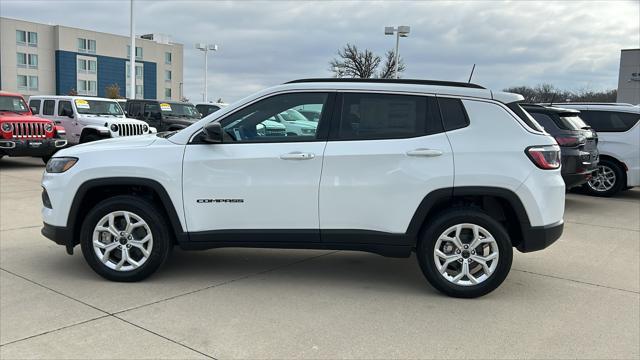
[41,79,565,298]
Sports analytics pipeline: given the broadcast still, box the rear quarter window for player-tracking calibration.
[579,111,640,132]
[438,97,470,131]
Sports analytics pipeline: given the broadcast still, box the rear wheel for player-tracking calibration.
[80,195,172,281]
[416,208,513,298]
[583,159,625,197]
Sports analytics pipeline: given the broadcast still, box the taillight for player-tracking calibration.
[554,135,585,147]
[526,145,561,170]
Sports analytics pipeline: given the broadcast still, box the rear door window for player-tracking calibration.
[335,93,442,140]
[57,101,73,116]
[579,111,640,132]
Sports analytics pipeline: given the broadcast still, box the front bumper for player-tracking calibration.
[42,222,74,254]
[517,220,564,253]
[0,138,67,157]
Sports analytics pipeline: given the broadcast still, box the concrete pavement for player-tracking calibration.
[1,156,638,359]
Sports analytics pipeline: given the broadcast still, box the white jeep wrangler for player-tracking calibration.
[29,96,154,144]
[41,79,565,298]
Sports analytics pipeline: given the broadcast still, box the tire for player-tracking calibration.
[80,195,172,282]
[42,156,51,164]
[81,133,101,143]
[416,208,513,298]
[582,159,625,197]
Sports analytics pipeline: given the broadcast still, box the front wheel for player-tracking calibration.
[80,195,172,281]
[416,208,513,298]
[582,159,625,197]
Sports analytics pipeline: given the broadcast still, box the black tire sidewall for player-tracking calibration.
[582,159,625,197]
[80,195,171,282]
[417,209,513,298]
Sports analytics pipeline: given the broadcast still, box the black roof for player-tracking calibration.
[521,103,580,114]
[285,78,485,89]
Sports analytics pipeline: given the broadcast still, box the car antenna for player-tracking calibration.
[549,92,556,106]
[467,64,476,83]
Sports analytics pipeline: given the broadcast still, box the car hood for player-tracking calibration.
[77,115,147,125]
[0,112,51,123]
[55,134,158,156]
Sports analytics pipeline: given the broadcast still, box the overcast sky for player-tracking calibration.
[2,0,639,102]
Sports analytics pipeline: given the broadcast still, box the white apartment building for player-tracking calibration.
[1,17,183,100]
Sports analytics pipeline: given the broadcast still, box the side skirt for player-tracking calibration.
[180,229,414,258]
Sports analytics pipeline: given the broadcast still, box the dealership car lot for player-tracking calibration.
[0,157,638,359]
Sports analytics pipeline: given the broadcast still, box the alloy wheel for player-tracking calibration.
[92,210,153,271]
[587,165,616,192]
[433,223,499,286]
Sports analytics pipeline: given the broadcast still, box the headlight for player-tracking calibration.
[45,157,78,173]
[143,125,149,132]
[110,124,119,132]
[44,123,54,132]
[1,123,12,132]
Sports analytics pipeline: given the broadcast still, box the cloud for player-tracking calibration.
[2,0,638,102]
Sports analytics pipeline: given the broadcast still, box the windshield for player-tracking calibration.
[75,99,123,116]
[157,102,200,118]
[559,115,589,130]
[0,96,29,113]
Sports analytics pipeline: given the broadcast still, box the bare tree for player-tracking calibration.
[67,88,78,96]
[330,44,381,79]
[504,83,617,103]
[105,83,122,99]
[378,50,406,79]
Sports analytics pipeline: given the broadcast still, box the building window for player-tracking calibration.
[78,38,96,54]
[136,85,144,98]
[17,53,27,67]
[78,58,97,73]
[28,54,38,69]
[127,45,143,60]
[164,88,172,99]
[77,80,97,96]
[28,32,38,47]
[16,30,36,46]
[16,30,26,45]
[165,70,172,82]
[17,75,38,91]
[125,63,143,79]
[165,52,172,64]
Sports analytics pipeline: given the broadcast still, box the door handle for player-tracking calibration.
[406,148,443,157]
[280,152,315,160]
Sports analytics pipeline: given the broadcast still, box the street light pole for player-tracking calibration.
[385,25,410,79]
[196,43,218,102]
[129,0,136,99]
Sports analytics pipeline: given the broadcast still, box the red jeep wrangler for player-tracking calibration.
[0,91,67,163]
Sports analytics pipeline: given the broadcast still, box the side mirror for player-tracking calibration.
[202,122,223,143]
[66,110,74,118]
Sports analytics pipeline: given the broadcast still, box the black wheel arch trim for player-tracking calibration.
[62,177,186,253]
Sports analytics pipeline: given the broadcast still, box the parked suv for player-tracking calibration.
[555,103,639,196]
[0,91,67,163]
[521,104,599,189]
[29,96,153,145]
[126,100,201,132]
[41,79,565,298]
[195,102,226,117]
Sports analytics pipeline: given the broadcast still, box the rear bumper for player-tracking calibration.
[0,139,67,157]
[517,220,564,253]
[561,149,599,188]
[41,222,74,255]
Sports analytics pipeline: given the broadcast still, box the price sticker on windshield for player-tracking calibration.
[75,99,90,109]
[160,103,172,112]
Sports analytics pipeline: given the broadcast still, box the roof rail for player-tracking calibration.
[542,102,635,106]
[285,78,486,89]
